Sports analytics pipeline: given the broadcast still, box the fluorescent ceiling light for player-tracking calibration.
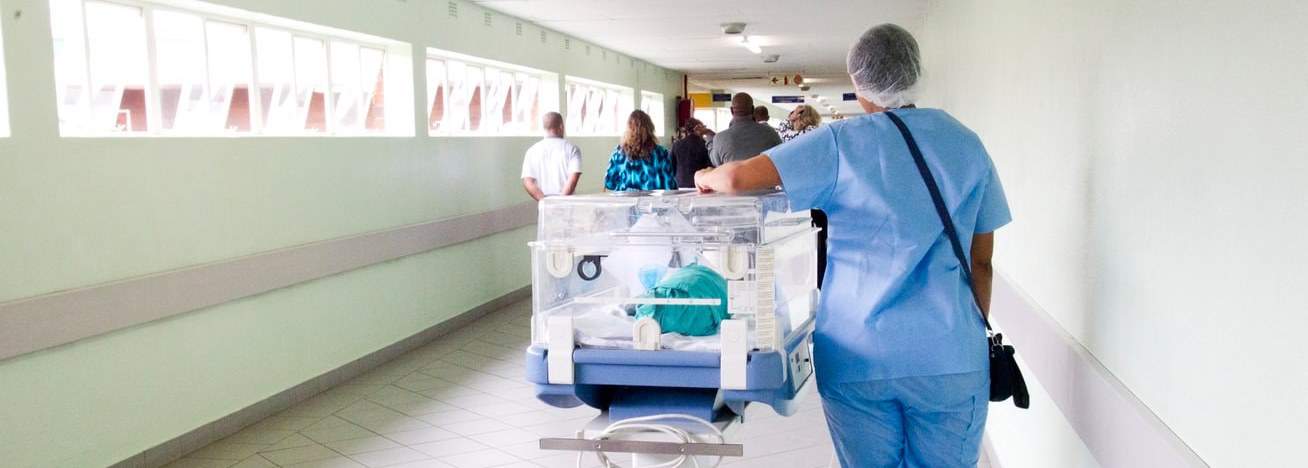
[738,36,762,54]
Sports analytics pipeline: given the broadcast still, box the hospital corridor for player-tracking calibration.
[150,300,854,468]
[0,1,1304,468]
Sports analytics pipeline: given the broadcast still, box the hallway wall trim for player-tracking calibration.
[992,273,1209,468]
[0,201,538,361]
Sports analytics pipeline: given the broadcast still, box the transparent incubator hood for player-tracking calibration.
[528,190,819,352]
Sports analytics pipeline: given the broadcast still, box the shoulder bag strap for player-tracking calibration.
[884,111,993,331]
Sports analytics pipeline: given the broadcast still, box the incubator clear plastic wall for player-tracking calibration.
[529,191,819,352]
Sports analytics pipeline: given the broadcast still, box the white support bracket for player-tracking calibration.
[720,319,748,390]
[547,315,575,384]
[633,317,662,351]
[544,247,573,279]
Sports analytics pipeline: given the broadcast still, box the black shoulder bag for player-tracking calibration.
[885,111,1030,409]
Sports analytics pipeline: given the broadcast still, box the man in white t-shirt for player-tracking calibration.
[521,112,582,201]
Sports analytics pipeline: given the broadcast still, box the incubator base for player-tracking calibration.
[539,411,743,468]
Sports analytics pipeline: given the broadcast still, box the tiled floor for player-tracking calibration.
[166,299,991,468]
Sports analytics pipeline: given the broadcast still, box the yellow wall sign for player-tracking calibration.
[689,93,713,108]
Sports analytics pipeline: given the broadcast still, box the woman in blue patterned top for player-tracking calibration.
[603,110,677,191]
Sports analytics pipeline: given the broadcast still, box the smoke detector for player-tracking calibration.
[763,54,780,63]
[721,22,747,35]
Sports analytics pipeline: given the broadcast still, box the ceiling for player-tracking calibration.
[471,0,928,116]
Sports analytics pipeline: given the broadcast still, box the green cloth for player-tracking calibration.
[635,264,730,336]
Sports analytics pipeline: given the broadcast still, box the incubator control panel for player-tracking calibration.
[788,335,815,394]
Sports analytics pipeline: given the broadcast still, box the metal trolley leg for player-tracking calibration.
[538,412,744,468]
[539,437,744,457]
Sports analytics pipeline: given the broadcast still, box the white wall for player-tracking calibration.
[987,355,1098,468]
[0,13,7,137]
[921,1,1308,466]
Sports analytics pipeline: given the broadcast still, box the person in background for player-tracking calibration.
[520,112,581,201]
[709,93,783,166]
[778,105,831,280]
[694,23,1011,468]
[779,104,823,142]
[670,118,713,189]
[753,105,771,123]
[603,110,677,191]
[700,123,717,154]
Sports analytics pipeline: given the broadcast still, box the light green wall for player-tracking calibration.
[921,0,1308,466]
[0,0,683,466]
[0,227,533,467]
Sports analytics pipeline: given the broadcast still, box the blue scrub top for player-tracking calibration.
[767,108,1011,383]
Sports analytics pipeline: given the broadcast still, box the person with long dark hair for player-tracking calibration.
[670,118,713,189]
[603,110,677,191]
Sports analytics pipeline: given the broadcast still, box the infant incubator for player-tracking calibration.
[524,190,821,466]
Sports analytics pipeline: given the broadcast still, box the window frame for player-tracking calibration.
[564,75,634,137]
[693,107,733,133]
[49,0,412,137]
[424,47,560,137]
[639,90,665,138]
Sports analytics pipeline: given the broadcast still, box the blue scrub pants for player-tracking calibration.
[819,371,989,468]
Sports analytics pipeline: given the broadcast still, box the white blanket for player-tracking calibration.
[570,306,734,352]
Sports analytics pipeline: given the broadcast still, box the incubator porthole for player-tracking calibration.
[577,255,604,281]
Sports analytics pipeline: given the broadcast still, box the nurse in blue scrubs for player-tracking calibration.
[694,24,1012,468]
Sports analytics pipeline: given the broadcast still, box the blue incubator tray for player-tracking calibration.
[524,319,815,422]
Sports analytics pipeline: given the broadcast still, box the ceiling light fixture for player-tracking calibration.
[738,36,762,54]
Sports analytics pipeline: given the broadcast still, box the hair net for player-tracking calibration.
[847,24,921,108]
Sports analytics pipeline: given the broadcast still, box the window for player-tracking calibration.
[49,0,149,133]
[640,91,665,137]
[426,48,559,136]
[693,107,733,133]
[49,0,412,136]
[153,10,253,132]
[565,77,633,137]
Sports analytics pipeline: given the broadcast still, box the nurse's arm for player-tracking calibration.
[970,232,995,319]
[694,155,781,194]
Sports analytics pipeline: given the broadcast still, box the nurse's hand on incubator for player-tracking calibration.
[694,155,782,194]
[693,168,715,193]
